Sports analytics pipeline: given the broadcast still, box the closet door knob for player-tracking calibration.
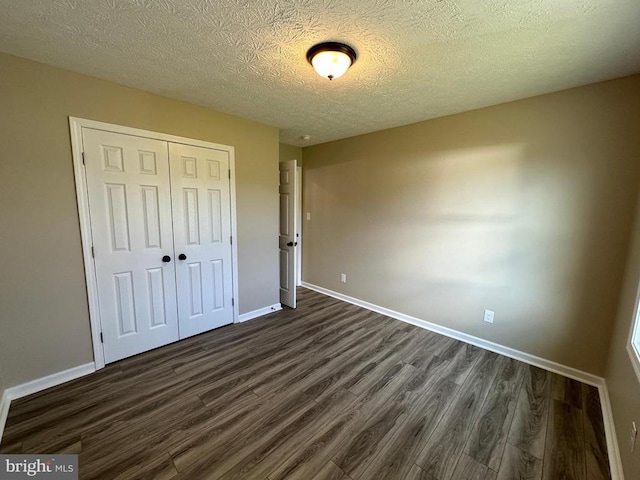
[162,255,171,263]
[178,254,187,260]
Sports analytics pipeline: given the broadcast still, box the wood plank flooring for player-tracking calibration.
[0,288,611,480]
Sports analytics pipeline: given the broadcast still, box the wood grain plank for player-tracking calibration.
[358,374,459,480]
[309,460,348,480]
[551,374,583,409]
[333,403,407,479]
[404,464,429,480]
[582,384,611,480]
[76,395,213,460]
[12,367,194,451]
[170,390,315,476]
[330,364,419,479]
[0,441,23,454]
[439,343,482,386]
[215,389,360,480]
[403,332,456,369]
[394,354,450,407]
[465,358,526,470]
[265,398,362,480]
[496,443,542,480]
[270,358,416,480]
[416,351,506,480]
[83,451,179,480]
[507,365,550,459]
[451,453,497,480]
[252,321,400,399]
[1,365,125,443]
[542,400,585,480]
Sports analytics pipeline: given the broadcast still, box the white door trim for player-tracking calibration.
[69,117,240,370]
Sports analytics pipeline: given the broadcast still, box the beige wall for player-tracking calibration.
[0,52,279,390]
[606,190,640,478]
[279,143,303,165]
[303,74,640,376]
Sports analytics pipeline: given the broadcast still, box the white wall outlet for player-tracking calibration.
[631,421,637,452]
[483,309,495,324]
[306,212,311,220]
[340,273,347,283]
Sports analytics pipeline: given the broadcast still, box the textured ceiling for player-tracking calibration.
[0,0,639,146]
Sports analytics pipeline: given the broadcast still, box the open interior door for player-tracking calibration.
[279,159,298,308]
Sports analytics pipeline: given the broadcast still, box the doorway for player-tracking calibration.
[279,159,301,308]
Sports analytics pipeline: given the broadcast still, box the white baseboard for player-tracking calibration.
[598,381,625,480]
[237,303,282,323]
[0,389,9,444]
[0,290,626,479]
[301,282,624,480]
[5,363,96,402]
[0,362,95,442]
[0,302,279,441]
[302,282,601,385]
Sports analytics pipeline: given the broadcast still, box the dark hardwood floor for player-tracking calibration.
[0,288,611,480]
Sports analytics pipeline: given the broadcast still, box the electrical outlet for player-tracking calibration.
[306,212,311,220]
[483,309,495,324]
[631,422,637,452]
[340,273,347,283]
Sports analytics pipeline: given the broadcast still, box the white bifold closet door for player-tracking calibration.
[169,143,233,339]
[83,128,233,364]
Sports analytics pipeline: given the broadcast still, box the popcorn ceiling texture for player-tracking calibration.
[0,0,638,146]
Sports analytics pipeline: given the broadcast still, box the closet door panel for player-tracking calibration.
[170,143,234,338]
[83,128,179,363]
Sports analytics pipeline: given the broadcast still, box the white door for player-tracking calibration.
[170,143,234,338]
[279,159,298,308]
[296,166,302,287]
[83,128,179,363]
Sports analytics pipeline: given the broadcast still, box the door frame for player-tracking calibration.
[69,117,240,370]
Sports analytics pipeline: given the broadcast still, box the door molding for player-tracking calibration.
[69,117,240,370]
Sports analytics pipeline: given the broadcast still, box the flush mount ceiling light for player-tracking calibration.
[306,42,357,80]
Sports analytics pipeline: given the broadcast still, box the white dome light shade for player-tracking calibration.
[311,50,352,80]
[306,42,357,81]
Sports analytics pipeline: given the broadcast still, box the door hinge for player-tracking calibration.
[230,236,233,245]
[231,298,235,307]
[82,152,86,165]
[91,246,95,258]
[228,169,231,179]
[100,332,104,343]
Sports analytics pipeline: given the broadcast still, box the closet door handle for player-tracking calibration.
[178,254,187,261]
[162,255,171,263]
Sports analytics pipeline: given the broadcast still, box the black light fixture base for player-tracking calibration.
[306,42,358,66]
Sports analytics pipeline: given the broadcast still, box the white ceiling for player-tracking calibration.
[0,0,639,146]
